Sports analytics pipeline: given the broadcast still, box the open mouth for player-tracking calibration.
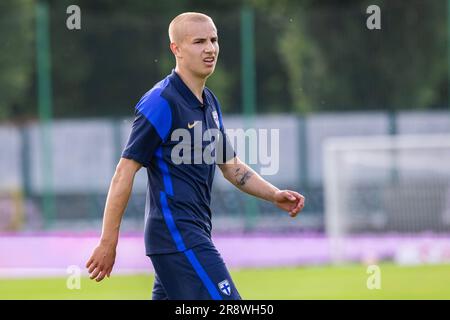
[203,57,215,64]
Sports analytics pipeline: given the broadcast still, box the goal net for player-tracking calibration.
[323,134,450,263]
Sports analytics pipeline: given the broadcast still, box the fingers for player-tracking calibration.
[282,191,296,201]
[89,265,102,280]
[102,266,114,280]
[294,194,305,211]
[88,262,98,274]
[282,190,303,203]
[87,253,101,279]
[293,200,304,215]
[285,190,305,217]
[95,269,108,282]
[88,262,112,282]
[85,257,93,269]
[86,246,116,282]
[290,206,302,217]
[289,191,303,201]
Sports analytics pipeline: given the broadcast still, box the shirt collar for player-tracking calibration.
[169,69,210,108]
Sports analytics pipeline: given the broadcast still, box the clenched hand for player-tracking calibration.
[273,190,305,217]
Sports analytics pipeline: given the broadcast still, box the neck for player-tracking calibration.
[175,66,207,103]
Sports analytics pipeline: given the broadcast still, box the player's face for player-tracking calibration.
[178,20,219,79]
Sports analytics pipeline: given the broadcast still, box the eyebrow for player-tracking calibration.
[192,36,218,41]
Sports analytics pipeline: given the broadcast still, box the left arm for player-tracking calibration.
[218,156,305,217]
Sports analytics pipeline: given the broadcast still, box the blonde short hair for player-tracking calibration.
[168,12,215,43]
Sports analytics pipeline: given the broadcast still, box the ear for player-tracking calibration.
[170,42,182,59]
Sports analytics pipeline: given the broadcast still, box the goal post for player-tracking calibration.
[323,134,450,264]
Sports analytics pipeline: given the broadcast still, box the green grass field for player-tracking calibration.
[1,263,449,299]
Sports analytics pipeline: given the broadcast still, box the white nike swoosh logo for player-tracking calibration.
[188,121,200,129]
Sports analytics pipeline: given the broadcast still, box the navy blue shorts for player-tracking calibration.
[149,242,241,300]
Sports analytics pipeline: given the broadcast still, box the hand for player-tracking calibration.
[85,241,117,282]
[273,190,305,217]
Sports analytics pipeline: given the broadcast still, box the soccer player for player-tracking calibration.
[86,12,305,300]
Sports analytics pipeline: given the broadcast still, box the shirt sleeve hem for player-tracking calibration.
[121,152,150,168]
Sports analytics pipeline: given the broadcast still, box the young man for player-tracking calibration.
[86,12,305,300]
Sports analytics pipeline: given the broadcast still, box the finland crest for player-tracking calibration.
[218,279,231,296]
[212,110,220,129]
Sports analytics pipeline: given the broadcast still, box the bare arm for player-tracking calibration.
[218,157,305,217]
[219,156,278,202]
[86,157,142,282]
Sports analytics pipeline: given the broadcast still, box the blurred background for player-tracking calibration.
[0,0,450,299]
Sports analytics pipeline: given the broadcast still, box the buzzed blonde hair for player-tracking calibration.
[168,12,215,44]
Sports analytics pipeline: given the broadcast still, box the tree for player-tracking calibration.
[0,0,34,121]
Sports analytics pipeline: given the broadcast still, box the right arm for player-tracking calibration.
[87,89,171,282]
[85,157,142,282]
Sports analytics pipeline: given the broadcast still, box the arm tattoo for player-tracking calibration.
[233,167,254,186]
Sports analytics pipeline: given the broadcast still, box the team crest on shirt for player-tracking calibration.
[218,279,231,296]
[212,110,220,129]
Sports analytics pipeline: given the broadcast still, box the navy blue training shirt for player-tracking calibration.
[122,70,235,255]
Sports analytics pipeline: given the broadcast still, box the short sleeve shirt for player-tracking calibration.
[122,70,235,255]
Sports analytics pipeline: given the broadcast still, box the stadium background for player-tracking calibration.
[1,0,450,299]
